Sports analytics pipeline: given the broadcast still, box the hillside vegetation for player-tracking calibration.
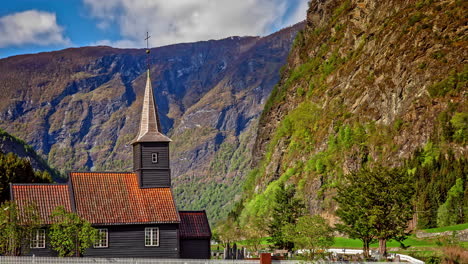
[0,129,53,202]
[227,0,467,231]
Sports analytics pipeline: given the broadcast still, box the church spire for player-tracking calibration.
[131,33,171,144]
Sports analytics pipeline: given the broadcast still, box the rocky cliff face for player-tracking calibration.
[235,0,466,225]
[0,23,302,222]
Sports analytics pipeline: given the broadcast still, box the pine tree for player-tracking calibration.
[335,166,414,257]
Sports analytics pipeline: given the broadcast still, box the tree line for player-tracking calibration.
[215,155,467,260]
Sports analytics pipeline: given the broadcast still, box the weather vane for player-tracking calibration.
[145,32,151,69]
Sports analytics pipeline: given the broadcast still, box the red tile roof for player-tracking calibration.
[70,172,179,225]
[179,211,211,239]
[11,184,72,224]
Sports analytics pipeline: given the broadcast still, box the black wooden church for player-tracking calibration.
[10,54,211,258]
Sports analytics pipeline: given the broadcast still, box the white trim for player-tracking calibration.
[93,228,108,248]
[30,229,46,249]
[145,227,159,247]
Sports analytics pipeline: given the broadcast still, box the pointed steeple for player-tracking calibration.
[132,70,171,144]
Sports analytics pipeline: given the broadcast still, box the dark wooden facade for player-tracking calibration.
[23,224,180,258]
[133,142,171,188]
[180,239,211,259]
[85,224,179,258]
[23,240,56,257]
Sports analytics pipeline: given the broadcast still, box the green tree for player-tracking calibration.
[0,201,41,256]
[410,151,467,229]
[335,180,376,258]
[242,215,268,254]
[267,183,305,251]
[49,206,97,257]
[0,152,52,203]
[437,178,465,227]
[335,166,414,257]
[283,215,334,260]
[214,217,241,245]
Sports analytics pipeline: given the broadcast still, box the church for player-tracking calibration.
[10,55,212,258]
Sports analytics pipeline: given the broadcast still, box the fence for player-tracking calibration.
[0,257,259,264]
[0,257,415,264]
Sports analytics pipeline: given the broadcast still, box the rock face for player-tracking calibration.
[236,0,466,225]
[0,23,303,222]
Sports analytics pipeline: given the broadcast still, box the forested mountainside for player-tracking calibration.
[0,129,59,180]
[0,129,53,202]
[0,23,303,222]
[229,0,467,229]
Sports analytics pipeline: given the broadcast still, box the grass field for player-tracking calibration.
[422,223,468,233]
[213,224,468,251]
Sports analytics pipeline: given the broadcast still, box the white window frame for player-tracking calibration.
[151,152,158,164]
[30,229,46,249]
[93,228,109,248]
[145,227,159,247]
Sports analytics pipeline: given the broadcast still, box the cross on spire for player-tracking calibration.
[145,32,151,50]
[145,32,151,69]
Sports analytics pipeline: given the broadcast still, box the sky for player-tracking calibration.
[0,0,309,59]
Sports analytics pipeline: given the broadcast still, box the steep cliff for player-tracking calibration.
[236,0,467,226]
[0,23,303,222]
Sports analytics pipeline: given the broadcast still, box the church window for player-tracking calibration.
[94,229,108,248]
[151,153,158,163]
[30,229,46,248]
[145,227,159,246]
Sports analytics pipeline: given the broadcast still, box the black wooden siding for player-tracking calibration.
[84,224,179,258]
[132,142,171,187]
[141,169,171,187]
[141,143,170,168]
[22,224,179,258]
[22,234,57,257]
[133,144,141,171]
[180,239,211,259]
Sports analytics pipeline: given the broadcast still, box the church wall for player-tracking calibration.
[84,224,179,258]
[21,224,179,258]
[140,169,171,187]
[133,144,141,170]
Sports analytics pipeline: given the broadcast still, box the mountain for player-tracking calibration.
[232,0,467,228]
[0,23,303,222]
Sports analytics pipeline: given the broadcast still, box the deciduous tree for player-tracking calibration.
[49,206,97,257]
[0,201,41,255]
[283,215,334,260]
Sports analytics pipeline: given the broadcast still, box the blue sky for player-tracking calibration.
[0,0,308,59]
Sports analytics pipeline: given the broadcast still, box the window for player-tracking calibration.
[151,153,158,164]
[94,229,108,248]
[145,227,159,246]
[30,229,45,248]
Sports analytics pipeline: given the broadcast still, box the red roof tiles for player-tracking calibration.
[179,211,211,239]
[70,172,179,225]
[11,184,72,224]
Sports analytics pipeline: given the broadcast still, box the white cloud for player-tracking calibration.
[0,10,70,48]
[84,0,308,48]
